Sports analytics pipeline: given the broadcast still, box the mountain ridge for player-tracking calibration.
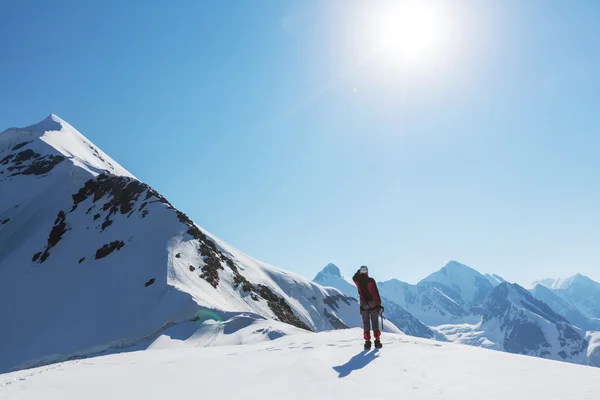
[1,116,401,374]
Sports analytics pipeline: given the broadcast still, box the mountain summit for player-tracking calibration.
[0,116,388,373]
[420,261,495,307]
[320,263,342,277]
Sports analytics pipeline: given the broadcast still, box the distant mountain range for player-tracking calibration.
[2,114,598,374]
[313,262,600,367]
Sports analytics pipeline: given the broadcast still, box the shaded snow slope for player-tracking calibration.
[530,284,600,332]
[379,261,497,327]
[438,282,596,366]
[484,273,505,286]
[0,116,379,374]
[378,277,475,326]
[531,274,600,319]
[420,261,495,307]
[2,329,600,400]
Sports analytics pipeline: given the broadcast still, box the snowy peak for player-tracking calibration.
[2,116,384,374]
[531,278,558,289]
[0,114,133,178]
[530,284,600,331]
[554,273,596,290]
[484,273,505,287]
[484,282,568,325]
[313,264,356,297]
[532,274,597,290]
[479,282,593,365]
[421,261,480,283]
[22,113,64,135]
[420,261,494,306]
[321,263,342,277]
[535,274,600,319]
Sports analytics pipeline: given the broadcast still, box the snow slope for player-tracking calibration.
[549,274,600,319]
[378,262,497,327]
[0,115,393,374]
[438,282,596,366]
[420,261,495,307]
[530,284,600,331]
[484,273,505,286]
[378,278,474,326]
[2,329,600,400]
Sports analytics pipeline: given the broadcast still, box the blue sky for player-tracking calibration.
[1,0,599,285]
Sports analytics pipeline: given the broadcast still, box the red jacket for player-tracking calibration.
[352,271,381,307]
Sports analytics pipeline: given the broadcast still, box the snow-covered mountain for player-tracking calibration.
[313,264,439,339]
[420,261,496,309]
[533,274,600,320]
[0,115,403,374]
[484,273,505,286]
[378,278,472,326]
[313,263,356,297]
[3,328,600,400]
[530,284,600,332]
[378,261,494,326]
[438,282,597,366]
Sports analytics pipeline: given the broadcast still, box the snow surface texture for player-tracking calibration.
[2,329,600,400]
[1,116,400,374]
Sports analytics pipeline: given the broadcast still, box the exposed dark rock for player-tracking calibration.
[95,240,125,259]
[200,255,224,288]
[255,284,311,331]
[12,141,32,151]
[11,154,65,176]
[37,210,69,263]
[144,278,156,287]
[324,294,353,310]
[228,259,253,292]
[93,214,101,220]
[78,257,85,264]
[32,252,42,262]
[324,308,349,329]
[72,175,146,217]
[1,218,9,224]
[0,154,14,165]
[13,149,39,163]
[66,174,311,332]
[101,218,113,231]
[175,253,181,258]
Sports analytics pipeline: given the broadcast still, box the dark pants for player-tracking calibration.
[360,307,380,339]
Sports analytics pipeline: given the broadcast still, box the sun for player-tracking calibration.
[369,2,445,65]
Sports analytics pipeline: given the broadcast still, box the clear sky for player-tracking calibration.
[1,0,599,285]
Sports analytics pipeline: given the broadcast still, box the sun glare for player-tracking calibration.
[369,2,445,65]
